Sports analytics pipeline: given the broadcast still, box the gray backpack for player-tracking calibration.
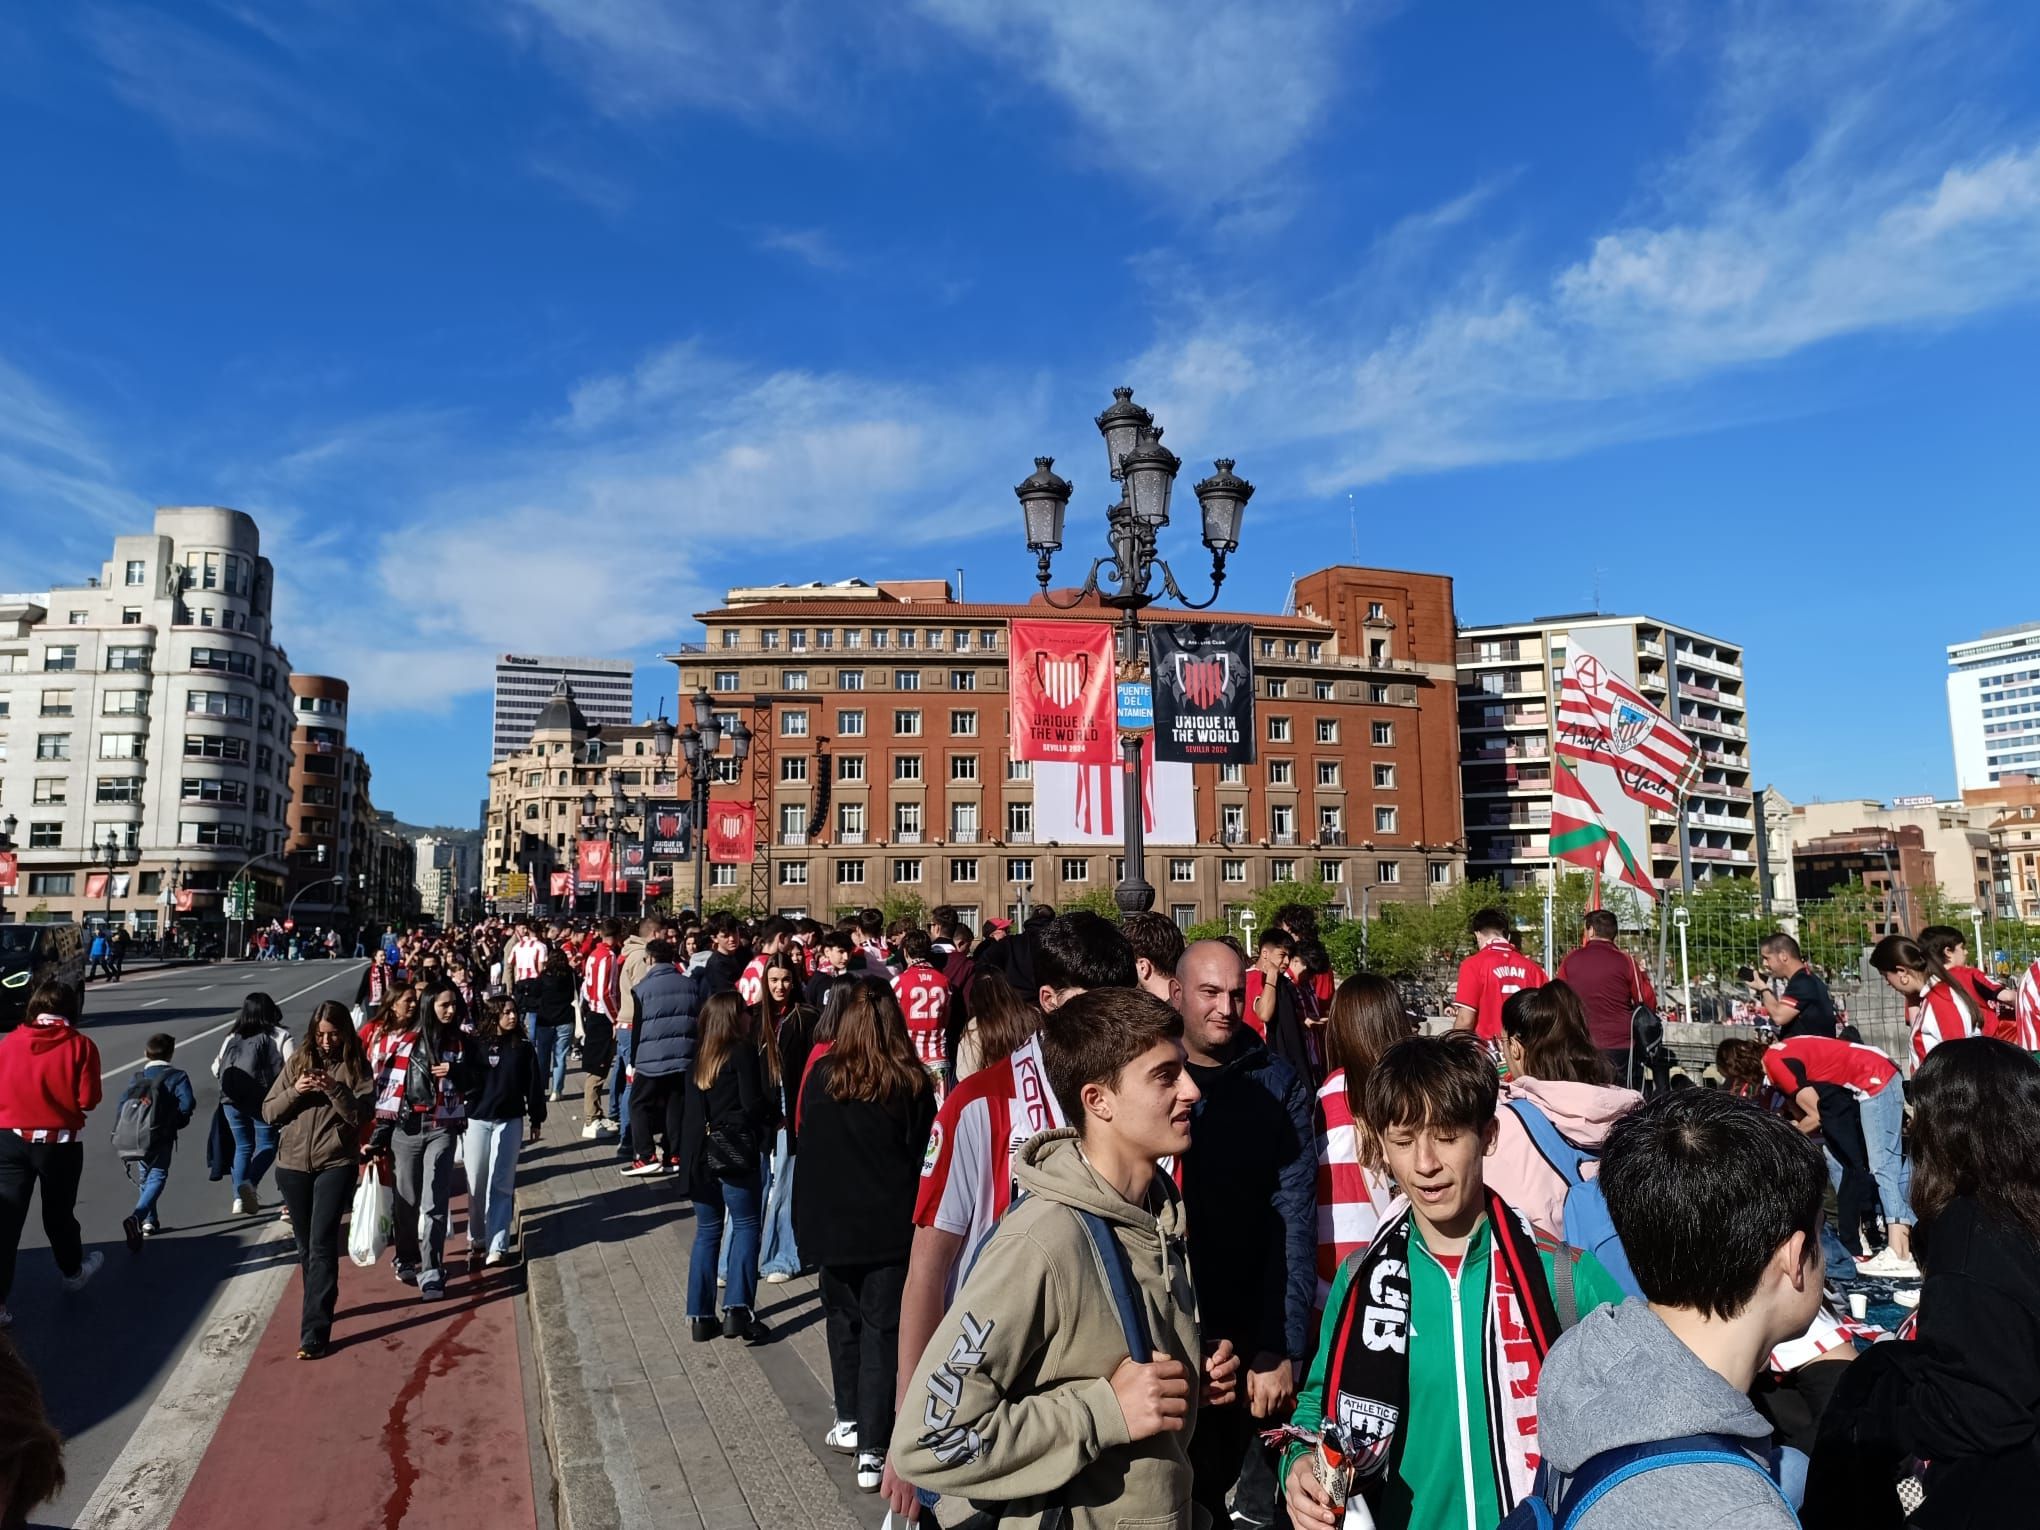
[112,1071,169,1163]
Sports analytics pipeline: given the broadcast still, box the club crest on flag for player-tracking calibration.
[1034,651,1091,710]
[1609,701,1653,754]
[1175,652,1233,710]
[657,812,680,840]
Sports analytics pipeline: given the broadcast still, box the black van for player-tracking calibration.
[0,923,86,1029]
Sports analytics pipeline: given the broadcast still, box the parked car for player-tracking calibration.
[0,923,86,1029]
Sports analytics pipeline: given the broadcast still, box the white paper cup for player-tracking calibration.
[1848,1292,1869,1321]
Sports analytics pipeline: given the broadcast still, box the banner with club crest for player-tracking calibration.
[1008,619,1118,766]
[1146,622,1256,765]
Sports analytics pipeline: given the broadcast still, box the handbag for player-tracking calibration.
[705,1117,759,1179]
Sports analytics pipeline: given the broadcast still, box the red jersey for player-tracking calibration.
[894,964,951,1068]
[1763,1036,1898,1101]
[1454,941,1548,1040]
[1910,977,1974,1069]
[1949,964,2011,1038]
[1244,969,1273,1039]
[913,1035,1064,1284]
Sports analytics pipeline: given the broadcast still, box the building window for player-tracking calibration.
[1267,679,1287,699]
[67,611,87,625]
[951,755,979,782]
[709,863,738,887]
[1375,806,1398,833]
[32,778,65,805]
[951,803,979,839]
[779,710,807,738]
[1007,758,1032,781]
[869,629,888,649]
[837,754,865,783]
[1259,638,1275,656]
[1222,859,1246,883]
[950,709,978,736]
[1367,602,1385,621]
[94,777,140,804]
[834,859,865,885]
[1269,716,1292,743]
[1315,680,1335,701]
[714,671,739,692]
[1374,764,1397,789]
[35,733,70,761]
[1272,804,1297,839]
[779,804,805,839]
[1271,859,1296,882]
[1285,641,1299,657]
[1377,861,1402,884]
[780,755,809,784]
[719,628,739,649]
[184,733,247,762]
[893,858,923,883]
[187,691,252,720]
[1371,721,1394,746]
[1316,718,1339,744]
[895,802,923,837]
[1269,760,1294,785]
[838,802,866,837]
[778,862,809,886]
[926,630,945,650]
[840,669,865,691]
[894,754,923,782]
[950,858,979,882]
[838,709,866,736]
[1221,804,1246,842]
[1317,761,1340,786]
[758,630,782,651]
[1319,806,1343,833]
[40,690,73,717]
[951,670,977,692]
[179,821,246,847]
[1370,684,1390,704]
[191,647,255,676]
[1061,857,1090,882]
[788,629,808,652]
[1006,801,1033,837]
[1430,861,1452,885]
[182,778,247,804]
[107,645,149,671]
[894,709,922,736]
[712,757,743,783]
[1320,860,1344,883]
[27,872,73,895]
[27,822,63,849]
[815,629,835,650]
[102,690,145,716]
[1219,763,1244,785]
[783,670,809,690]
[1007,858,1034,883]
[897,629,917,649]
[43,646,76,672]
[125,559,147,586]
[1169,858,1196,882]
[99,733,142,760]
[896,670,921,691]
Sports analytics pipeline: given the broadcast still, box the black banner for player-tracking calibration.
[646,801,692,859]
[1147,622,1255,765]
[618,841,650,881]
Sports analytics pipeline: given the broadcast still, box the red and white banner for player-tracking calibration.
[85,872,109,899]
[0,852,15,891]
[174,889,195,912]
[549,871,574,898]
[1554,653,1697,814]
[1035,735,1195,845]
[707,802,755,865]
[1009,619,1117,766]
[577,839,611,887]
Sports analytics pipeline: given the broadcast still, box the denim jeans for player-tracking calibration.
[133,1156,171,1227]
[544,1024,571,1095]
[757,1130,799,1277]
[391,1126,456,1287]
[222,1101,279,1191]
[462,1117,523,1257]
[1860,1081,1914,1226]
[720,1143,774,1284]
[611,1043,633,1147]
[689,1173,762,1318]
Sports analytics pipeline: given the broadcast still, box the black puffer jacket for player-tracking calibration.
[628,962,701,1079]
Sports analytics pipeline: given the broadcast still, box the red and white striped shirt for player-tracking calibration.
[893,964,951,1070]
[1763,1035,1899,1101]
[2015,960,2040,1051]
[509,935,547,985]
[1313,1069,1399,1311]
[1910,977,1973,1069]
[914,1035,1063,1287]
[582,943,619,1020]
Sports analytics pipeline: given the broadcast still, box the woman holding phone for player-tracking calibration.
[262,1000,373,1359]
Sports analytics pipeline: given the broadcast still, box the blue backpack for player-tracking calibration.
[1506,1100,1642,1301]
[1499,1434,1790,1529]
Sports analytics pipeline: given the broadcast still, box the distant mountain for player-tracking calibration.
[393,821,483,845]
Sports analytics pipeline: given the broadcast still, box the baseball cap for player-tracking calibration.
[985,917,1013,932]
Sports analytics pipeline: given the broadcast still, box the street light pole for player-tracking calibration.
[98,830,123,931]
[1017,388,1254,915]
[680,689,752,917]
[1674,904,1694,1028]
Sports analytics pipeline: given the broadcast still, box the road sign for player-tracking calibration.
[1117,681,1154,731]
[225,878,255,919]
[500,872,530,898]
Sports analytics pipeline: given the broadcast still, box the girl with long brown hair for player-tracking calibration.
[1871,933,1987,1071]
[758,955,816,1285]
[679,993,775,1344]
[792,978,936,1491]
[1310,973,1411,1308]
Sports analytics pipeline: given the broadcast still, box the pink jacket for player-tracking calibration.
[1486,1076,1642,1242]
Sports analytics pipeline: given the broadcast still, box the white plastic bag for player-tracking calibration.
[347,1167,393,1268]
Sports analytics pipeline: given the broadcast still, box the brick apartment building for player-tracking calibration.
[667,566,1467,929]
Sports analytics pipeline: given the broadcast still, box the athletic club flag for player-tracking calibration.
[0,852,16,890]
[1036,735,1196,846]
[577,839,611,887]
[1554,653,1697,814]
[1148,622,1255,765]
[1548,757,1655,897]
[1009,619,1117,766]
[707,802,755,865]
[2015,960,2040,1051]
[85,872,109,899]
[549,871,573,898]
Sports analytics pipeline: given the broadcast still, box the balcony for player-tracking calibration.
[1318,830,1348,846]
[1689,810,1750,831]
[838,830,866,846]
[1676,646,1744,679]
[1638,638,1665,659]
[777,831,808,847]
[1466,743,1549,762]
[1680,713,1748,741]
[1271,831,1299,846]
[1456,640,1535,666]
[1678,679,1721,701]
[1221,828,1248,845]
[894,829,922,845]
[950,828,979,845]
[1005,831,1033,845]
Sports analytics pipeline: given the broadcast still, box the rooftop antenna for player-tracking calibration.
[1593,565,1604,615]
[1349,492,1358,560]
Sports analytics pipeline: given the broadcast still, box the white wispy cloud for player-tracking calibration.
[755,226,848,270]
[80,4,340,149]
[1130,0,2040,492]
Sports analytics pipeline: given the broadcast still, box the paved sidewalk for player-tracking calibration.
[520,1107,925,1530]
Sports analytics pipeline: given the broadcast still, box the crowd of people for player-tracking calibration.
[3,897,2040,1528]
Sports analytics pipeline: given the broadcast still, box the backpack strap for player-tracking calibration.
[1072,1208,1153,1364]
[1556,1434,1788,1528]
[1549,1242,1579,1332]
[1507,1099,1590,1187]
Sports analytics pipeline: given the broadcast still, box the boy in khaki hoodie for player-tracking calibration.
[892,986,1238,1528]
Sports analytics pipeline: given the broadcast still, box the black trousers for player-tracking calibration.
[0,1134,86,1302]
[275,1163,355,1348]
[819,1260,908,1455]
[1820,1092,1879,1256]
[629,1073,685,1163]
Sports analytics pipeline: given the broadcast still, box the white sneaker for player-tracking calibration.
[235,1182,258,1215]
[762,1270,791,1285]
[1860,1249,1920,1279]
[485,1250,508,1267]
[62,1250,105,1293]
[824,1419,858,1453]
[1892,1286,1921,1309]
[581,1120,605,1140]
[855,1450,883,1491]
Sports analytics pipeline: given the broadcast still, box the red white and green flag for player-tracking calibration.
[1549,757,1655,898]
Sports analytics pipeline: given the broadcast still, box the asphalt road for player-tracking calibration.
[8,959,367,1528]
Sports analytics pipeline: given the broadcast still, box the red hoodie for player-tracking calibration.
[0,1016,104,1134]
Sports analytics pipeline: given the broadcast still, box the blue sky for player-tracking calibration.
[4,0,2039,826]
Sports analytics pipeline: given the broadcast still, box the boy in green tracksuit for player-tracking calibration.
[1283,1032,1626,1530]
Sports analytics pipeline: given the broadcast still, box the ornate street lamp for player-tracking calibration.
[680,696,751,915]
[1018,387,1255,913]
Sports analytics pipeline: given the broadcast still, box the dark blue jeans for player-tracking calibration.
[688,1173,762,1319]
